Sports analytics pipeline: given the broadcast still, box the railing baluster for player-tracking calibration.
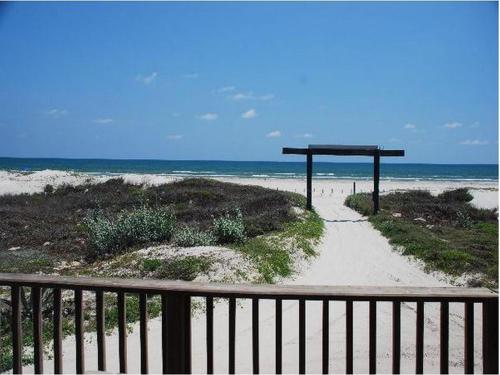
[415,301,424,374]
[75,289,84,374]
[32,287,43,374]
[206,297,214,374]
[252,298,260,374]
[53,288,63,374]
[299,299,306,374]
[322,299,329,374]
[464,302,474,374]
[11,285,22,374]
[140,293,148,374]
[369,300,376,374]
[161,294,168,374]
[482,298,499,374]
[275,298,282,375]
[118,291,127,373]
[392,301,401,374]
[229,297,236,374]
[164,293,191,374]
[96,290,106,372]
[346,300,353,374]
[440,301,449,374]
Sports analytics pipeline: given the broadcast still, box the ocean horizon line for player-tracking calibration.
[0,157,497,182]
[0,156,498,167]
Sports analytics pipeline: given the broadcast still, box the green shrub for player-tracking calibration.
[43,184,54,194]
[156,256,213,281]
[213,208,246,244]
[142,258,163,272]
[344,194,372,216]
[173,227,216,247]
[438,188,473,203]
[83,207,176,257]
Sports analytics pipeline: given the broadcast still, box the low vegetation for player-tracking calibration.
[345,188,498,287]
[0,178,324,371]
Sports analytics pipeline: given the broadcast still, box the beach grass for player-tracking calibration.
[345,189,498,287]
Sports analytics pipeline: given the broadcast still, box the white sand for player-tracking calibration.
[5,171,497,374]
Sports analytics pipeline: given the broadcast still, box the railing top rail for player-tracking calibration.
[0,273,497,302]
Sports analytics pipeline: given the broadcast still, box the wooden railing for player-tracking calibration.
[0,273,498,374]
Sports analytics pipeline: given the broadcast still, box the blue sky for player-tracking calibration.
[0,1,497,163]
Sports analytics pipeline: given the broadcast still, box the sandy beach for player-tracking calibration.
[3,170,497,374]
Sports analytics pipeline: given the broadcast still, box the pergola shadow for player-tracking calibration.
[282,144,405,214]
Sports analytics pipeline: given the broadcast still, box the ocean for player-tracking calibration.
[0,158,497,181]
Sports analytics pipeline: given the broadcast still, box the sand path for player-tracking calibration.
[20,178,492,374]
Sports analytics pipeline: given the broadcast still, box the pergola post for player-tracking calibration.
[373,150,380,214]
[306,151,313,210]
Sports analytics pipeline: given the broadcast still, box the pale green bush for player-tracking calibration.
[83,207,176,257]
[173,227,216,247]
[213,208,246,244]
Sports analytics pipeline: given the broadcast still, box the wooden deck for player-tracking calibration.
[0,273,498,374]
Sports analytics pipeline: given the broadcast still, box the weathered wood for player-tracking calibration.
[252,298,259,374]
[118,291,127,373]
[464,302,474,374]
[392,301,401,374]
[322,299,329,374]
[161,294,168,374]
[275,298,282,374]
[282,147,404,157]
[306,152,313,210]
[346,300,353,374]
[32,287,43,374]
[140,293,148,374]
[299,299,306,374]
[206,297,214,374]
[483,298,499,374]
[373,151,380,214]
[369,301,376,374]
[75,289,84,374]
[96,290,106,372]
[440,301,449,374]
[53,288,63,374]
[229,298,236,374]
[11,285,22,374]
[416,302,424,374]
[165,293,191,374]
[0,273,495,301]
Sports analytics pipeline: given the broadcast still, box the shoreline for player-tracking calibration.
[1,169,498,210]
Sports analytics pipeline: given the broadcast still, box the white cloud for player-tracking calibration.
[93,118,113,124]
[459,139,489,146]
[183,73,198,79]
[266,130,281,138]
[470,122,480,128]
[241,109,257,119]
[171,112,181,117]
[443,122,462,129]
[136,72,158,85]
[217,86,236,93]
[167,134,183,140]
[404,123,416,129]
[197,113,218,121]
[230,92,275,101]
[295,133,314,138]
[45,109,68,118]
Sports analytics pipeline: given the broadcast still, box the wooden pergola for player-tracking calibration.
[282,145,405,213]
